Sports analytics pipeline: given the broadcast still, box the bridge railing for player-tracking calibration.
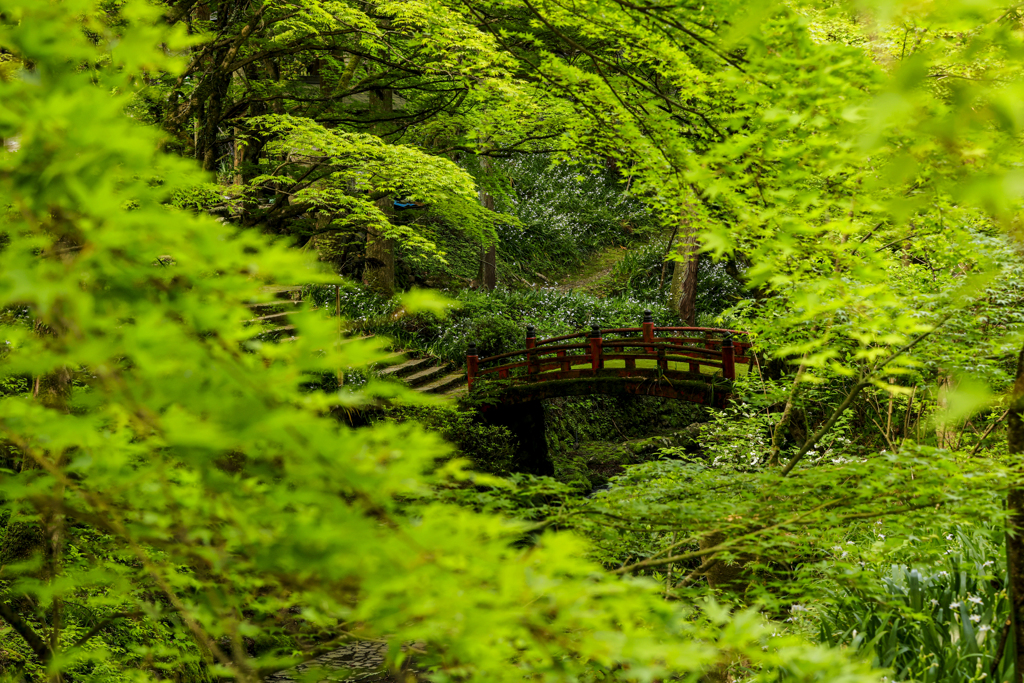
[466,311,751,391]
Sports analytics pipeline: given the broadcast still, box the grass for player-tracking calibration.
[555,244,632,295]
[487,356,751,377]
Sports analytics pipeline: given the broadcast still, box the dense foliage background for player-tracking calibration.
[3,0,1024,682]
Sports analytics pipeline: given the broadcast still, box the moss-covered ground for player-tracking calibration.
[543,394,708,492]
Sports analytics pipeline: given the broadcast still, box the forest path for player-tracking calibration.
[554,245,629,295]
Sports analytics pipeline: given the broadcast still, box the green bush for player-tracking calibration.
[491,156,659,279]
[371,405,517,476]
[303,282,677,364]
[607,240,749,322]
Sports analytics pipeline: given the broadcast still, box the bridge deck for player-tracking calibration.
[465,315,751,406]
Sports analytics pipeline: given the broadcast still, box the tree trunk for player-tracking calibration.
[1006,343,1024,683]
[698,532,748,594]
[477,157,496,291]
[0,237,75,678]
[364,200,395,297]
[670,229,699,326]
[936,372,956,448]
[363,87,395,296]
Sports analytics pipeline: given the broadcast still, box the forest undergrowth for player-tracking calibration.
[6,1,1024,683]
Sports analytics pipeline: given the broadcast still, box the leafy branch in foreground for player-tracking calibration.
[0,2,883,682]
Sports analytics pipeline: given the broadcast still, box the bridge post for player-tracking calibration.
[722,335,735,380]
[589,325,603,371]
[526,325,538,375]
[642,310,655,354]
[467,342,478,390]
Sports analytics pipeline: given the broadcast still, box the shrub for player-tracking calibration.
[817,525,1010,683]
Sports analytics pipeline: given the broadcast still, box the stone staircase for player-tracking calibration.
[245,287,467,401]
[376,353,467,399]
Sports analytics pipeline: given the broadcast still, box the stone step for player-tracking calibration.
[379,357,431,379]
[420,371,467,395]
[246,300,302,309]
[254,324,296,336]
[374,351,406,368]
[404,364,449,388]
[249,310,296,323]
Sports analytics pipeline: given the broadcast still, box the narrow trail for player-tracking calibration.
[554,245,629,294]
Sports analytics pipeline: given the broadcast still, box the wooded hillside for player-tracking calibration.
[2,1,1024,682]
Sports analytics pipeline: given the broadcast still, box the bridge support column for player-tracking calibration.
[722,335,735,381]
[642,310,655,354]
[466,342,478,390]
[526,325,538,375]
[479,400,552,475]
[590,325,603,371]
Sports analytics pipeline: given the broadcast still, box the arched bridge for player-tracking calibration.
[465,312,752,408]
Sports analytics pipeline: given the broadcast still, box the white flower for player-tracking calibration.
[841,552,848,559]
[982,561,994,568]
[980,625,992,633]
[968,596,983,605]
[946,534,954,541]
[970,615,981,623]
[832,546,842,551]
[950,602,961,609]
[847,541,854,545]
[930,599,939,607]
[878,534,886,539]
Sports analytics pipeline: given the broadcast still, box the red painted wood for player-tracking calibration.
[467,349,478,390]
[470,323,749,394]
[722,336,735,380]
[590,331,603,371]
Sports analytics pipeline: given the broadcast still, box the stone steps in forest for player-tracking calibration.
[404,364,450,388]
[242,288,468,402]
[379,357,432,378]
[419,371,467,395]
[375,355,468,401]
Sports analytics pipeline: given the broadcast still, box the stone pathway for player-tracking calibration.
[554,245,628,295]
[265,642,391,683]
[246,290,467,402]
[376,354,467,400]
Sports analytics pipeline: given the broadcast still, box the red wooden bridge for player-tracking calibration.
[465,312,751,407]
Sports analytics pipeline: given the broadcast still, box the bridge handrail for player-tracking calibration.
[475,341,727,375]
[466,312,753,391]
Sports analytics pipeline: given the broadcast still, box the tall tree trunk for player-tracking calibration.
[477,157,496,291]
[670,226,699,326]
[363,87,395,296]
[936,372,956,448]
[364,200,395,297]
[1005,343,1024,683]
[196,74,230,172]
[0,235,75,679]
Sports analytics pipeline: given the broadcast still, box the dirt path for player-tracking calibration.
[555,245,629,294]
